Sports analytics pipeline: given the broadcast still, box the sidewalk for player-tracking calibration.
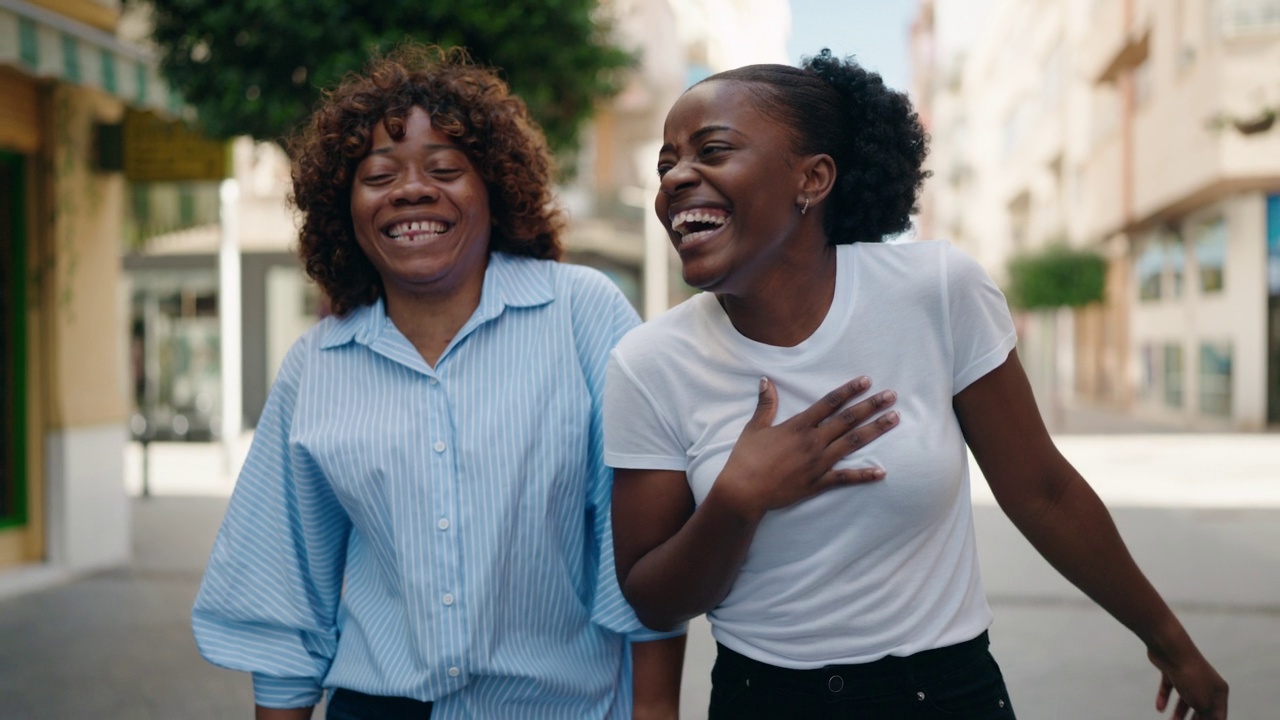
[1,421,1277,719]
[0,497,249,719]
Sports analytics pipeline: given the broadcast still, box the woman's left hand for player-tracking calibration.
[1149,643,1229,719]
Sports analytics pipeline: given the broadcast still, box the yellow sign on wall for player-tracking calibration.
[123,110,228,182]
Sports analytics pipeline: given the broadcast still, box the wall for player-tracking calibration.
[39,83,130,571]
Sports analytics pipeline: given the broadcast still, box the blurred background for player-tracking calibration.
[1,0,1278,718]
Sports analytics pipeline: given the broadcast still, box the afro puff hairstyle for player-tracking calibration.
[701,49,929,244]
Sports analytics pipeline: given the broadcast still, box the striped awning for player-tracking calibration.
[0,0,179,114]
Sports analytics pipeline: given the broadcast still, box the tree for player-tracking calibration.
[1005,243,1107,311]
[134,0,633,154]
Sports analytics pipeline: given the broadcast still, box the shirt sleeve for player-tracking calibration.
[191,333,351,709]
[943,243,1019,394]
[569,270,687,642]
[602,348,688,472]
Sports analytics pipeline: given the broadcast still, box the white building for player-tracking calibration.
[914,0,1280,430]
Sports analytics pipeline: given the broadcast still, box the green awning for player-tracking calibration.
[0,0,180,114]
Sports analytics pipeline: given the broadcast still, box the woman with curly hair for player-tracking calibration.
[191,44,686,720]
[605,50,1228,719]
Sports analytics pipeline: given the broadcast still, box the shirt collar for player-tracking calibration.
[318,252,555,351]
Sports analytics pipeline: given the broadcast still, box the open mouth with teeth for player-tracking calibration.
[385,219,451,242]
[671,209,730,244]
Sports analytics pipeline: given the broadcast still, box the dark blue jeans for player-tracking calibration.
[325,688,433,720]
[709,631,1017,719]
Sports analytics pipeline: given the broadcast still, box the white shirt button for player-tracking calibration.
[448,667,460,678]
[429,377,439,386]
[433,441,446,453]
[437,518,450,531]
[442,593,455,606]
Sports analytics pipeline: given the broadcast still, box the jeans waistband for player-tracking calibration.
[326,688,433,720]
[716,630,991,694]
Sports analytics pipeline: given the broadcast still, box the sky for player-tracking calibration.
[786,0,918,93]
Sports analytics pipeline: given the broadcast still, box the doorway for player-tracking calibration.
[0,151,28,529]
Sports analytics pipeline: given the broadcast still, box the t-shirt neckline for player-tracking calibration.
[700,244,858,368]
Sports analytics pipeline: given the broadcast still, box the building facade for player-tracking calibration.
[0,0,181,588]
[914,0,1280,430]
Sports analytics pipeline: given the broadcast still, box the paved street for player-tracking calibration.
[1,413,1278,719]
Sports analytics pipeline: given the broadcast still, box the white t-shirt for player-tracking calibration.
[604,240,1018,669]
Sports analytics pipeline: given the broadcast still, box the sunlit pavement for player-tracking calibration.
[0,417,1277,719]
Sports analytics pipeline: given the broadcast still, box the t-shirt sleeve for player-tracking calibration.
[943,243,1019,393]
[603,347,688,471]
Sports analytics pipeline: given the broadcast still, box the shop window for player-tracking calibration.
[129,271,221,442]
[1198,342,1233,417]
[1195,217,1226,293]
[1163,343,1184,408]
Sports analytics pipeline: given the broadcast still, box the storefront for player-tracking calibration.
[0,0,182,587]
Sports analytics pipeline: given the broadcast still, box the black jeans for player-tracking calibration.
[325,688,433,720]
[709,631,1016,719]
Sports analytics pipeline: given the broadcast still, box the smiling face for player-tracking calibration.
[350,106,491,306]
[655,80,812,294]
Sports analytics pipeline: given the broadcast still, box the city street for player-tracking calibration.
[1,421,1278,719]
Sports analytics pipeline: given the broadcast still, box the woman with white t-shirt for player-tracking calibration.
[603,50,1228,719]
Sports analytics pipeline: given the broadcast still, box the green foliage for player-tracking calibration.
[134,0,634,154]
[1005,243,1107,310]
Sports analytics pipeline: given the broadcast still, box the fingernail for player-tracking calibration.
[760,376,769,392]
[856,376,870,389]
[881,390,896,403]
[871,467,886,479]
[884,411,900,424]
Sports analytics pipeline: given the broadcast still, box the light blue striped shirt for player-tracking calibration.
[192,253,677,719]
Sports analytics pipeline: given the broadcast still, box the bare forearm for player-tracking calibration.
[255,706,314,720]
[632,635,687,720]
[624,485,760,630]
[1001,471,1186,650]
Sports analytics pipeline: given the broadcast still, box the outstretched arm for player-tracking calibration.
[613,376,898,631]
[953,350,1227,719]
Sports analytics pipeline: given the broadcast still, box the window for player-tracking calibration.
[1195,217,1226,293]
[1002,101,1032,158]
[1175,0,1200,71]
[1091,86,1120,146]
[1132,58,1154,107]
[1221,0,1280,35]
[1163,343,1184,408]
[1199,342,1233,416]
[1267,194,1280,295]
[178,183,196,227]
[1137,240,1164,301]
[1042,43,1064,111]
[1169,237,1185,298]
[1140,343,1159,400]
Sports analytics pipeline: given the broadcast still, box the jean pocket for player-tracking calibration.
[708,657,754,717]
[916,652,1016,718]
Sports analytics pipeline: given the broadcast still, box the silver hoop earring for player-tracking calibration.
[800,197,810,215]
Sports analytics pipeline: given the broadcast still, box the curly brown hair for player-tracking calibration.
[289,44,565,315]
